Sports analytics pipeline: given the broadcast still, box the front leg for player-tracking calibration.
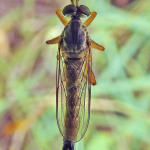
[84,12,97,27]
[56,10,68,26]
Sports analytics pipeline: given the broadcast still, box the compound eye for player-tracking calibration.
[63,4,77,16]
[78,5,90,16]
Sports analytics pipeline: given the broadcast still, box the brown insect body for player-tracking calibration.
[46,3,105,150]
[56,16,92,142]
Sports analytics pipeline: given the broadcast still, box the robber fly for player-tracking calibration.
[46,0,104,149]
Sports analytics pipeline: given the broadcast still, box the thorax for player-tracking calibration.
[61,18,89,58]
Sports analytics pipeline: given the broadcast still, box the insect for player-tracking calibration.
[46,0,105,149]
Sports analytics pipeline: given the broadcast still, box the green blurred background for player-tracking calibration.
[0,0,150,149]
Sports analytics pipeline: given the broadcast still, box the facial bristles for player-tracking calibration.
[76,0,79,6]
[71,0,79,6]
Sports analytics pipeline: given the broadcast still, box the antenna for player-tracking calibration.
[71,0,79,6]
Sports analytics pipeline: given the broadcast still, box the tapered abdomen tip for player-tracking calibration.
[62,140,74,150]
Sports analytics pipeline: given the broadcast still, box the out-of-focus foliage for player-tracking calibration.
[0,0,150,150]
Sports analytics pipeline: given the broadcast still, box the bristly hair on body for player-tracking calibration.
[46,0,105,149]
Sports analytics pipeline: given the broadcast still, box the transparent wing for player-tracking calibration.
[56,47,67,137]
[56,48,92,142]
[75,49,92,142]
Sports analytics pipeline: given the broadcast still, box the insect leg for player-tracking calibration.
[86,40,96,85]
[90,39,105,51]
[56,10,68,26]
[46,36,61,45]
[84,63,96,85]
[84,12,97,27]
[89,66,96,85]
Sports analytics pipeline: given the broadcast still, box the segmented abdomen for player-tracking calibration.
[64,58,83,141]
